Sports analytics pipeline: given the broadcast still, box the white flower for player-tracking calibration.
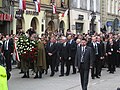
[20,40,23,42]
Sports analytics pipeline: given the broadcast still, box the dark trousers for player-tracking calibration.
[60,58,67,75]
[66,57,76,75]
[66,60,70,75]
[71,57,76,73]
[116,53,120,67]
[91,55,100,78]
[4,51,12,71]
[79,63,89,90]
[108,55,116,73]
[98,59,102,76]
[49,56,56,74]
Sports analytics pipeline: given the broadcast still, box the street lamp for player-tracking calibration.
[90,11,96,35]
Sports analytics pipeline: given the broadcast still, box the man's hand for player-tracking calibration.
[100,57,104,60]
[90,66,93,69]
[60,57,61,60]
[48,53,52,56]
[11,53,13,55]
[105,53,108,56]
[1,53,4,56]
[108,52,112,55]
[68,57,71,60]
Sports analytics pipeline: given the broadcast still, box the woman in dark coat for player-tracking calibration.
[106,39,117,73]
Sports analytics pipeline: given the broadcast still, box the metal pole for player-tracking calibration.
[68,0,70,29]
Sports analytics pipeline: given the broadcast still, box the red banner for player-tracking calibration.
[0,14,12,21]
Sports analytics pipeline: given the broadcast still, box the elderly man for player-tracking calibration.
[59,36,69,77]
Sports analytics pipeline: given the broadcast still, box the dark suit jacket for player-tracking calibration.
[88,42,102,59]
[67,40,77,58]
[2,39,14,54]
[46,42,58,57]
[116,39,120,51]
[106,41,117,56]
[75,46,94,70]
[98,41,105,57]
[59,43,69,60]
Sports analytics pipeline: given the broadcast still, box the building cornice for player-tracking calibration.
[107,13,120,17]
[70,8,100,15]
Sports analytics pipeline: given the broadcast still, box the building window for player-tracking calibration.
[61,0,65,8]
[41,24,44,32]
[76,22,83,33]
[50,0,55,3]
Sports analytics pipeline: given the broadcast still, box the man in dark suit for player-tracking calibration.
[75,38,93,90]
[88,36,102,79]
[67,35,77,76]
[2,35,14,72]
[97,36,105,76]
[46,37,58,77]
[59,36,69,77]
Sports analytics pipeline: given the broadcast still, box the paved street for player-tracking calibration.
[8,67,120,90]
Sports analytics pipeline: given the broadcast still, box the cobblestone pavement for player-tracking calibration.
[8,67,120,90]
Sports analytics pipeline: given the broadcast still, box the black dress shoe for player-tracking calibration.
[65,74,69,76]
[96,76,100,78]
[50,74,54,77]
[19,71,24,74]
[92,77,95,79]
[22,75,27,78]
[72,72,76,74]
[98,74,101,76]
[34,75,38,79]
[110,72,114,74]
[50,73,55,77]
[59,75,64,77]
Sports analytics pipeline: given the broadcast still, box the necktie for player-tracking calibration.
[95,44,98,55]
[82,47,85,54]
[81,47,85,62]
[5,41,8,50]
[50,43,53,47]
[63,43,66,47]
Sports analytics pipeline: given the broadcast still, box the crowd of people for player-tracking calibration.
[0,28,120,89]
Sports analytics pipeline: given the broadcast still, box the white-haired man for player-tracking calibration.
[59,36,69,77]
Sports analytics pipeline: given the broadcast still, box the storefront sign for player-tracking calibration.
[26,10,39,15]
[0,14,12,21]
[15,10,24,19]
